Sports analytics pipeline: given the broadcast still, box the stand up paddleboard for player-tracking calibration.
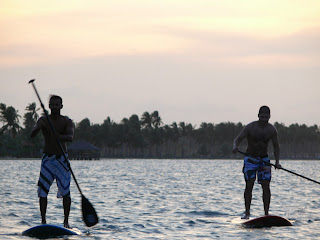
[22,224,79,238]
[242,215,292,228]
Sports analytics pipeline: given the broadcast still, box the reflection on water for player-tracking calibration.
[1,159,320,239]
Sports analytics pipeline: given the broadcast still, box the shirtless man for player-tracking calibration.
[232,106,281,219]
[31,95,74,228]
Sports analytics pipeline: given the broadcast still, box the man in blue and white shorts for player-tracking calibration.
[37,153,71,199]
[232,106,282,219]
[31,95,74,228]
[243,155,271,185]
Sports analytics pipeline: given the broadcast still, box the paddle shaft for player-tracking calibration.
[28,79,83,195]
[238,150,320,185]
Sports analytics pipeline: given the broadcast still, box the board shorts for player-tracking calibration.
[243,155,271,184]
[38,153,71,198]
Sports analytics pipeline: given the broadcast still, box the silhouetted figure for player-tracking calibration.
[31,95,74,228]
[232,106,281,219]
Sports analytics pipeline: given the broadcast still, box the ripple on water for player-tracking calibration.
[17,220,30,226]
[133,223,145,228]
[179,210,229,217]
[196,219,216,224]
[7,213,19,218]
[185,220,196,226]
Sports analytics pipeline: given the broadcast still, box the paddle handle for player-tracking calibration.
[237,150,320,185]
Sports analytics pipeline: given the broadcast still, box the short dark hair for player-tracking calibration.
[259,105,270,114]
[49,95,62,104]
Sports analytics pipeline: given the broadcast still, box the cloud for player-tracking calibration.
[1,0,319,127]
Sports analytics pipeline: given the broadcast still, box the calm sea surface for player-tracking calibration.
[1,159,320,239]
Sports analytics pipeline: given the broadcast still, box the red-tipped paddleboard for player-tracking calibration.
[242,215,292,228]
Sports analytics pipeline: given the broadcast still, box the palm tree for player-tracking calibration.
[75,118,92,141]
[178,122,186,136]
[141,111,152,129]
[151,111,163,128]
[0,103,22,137]
[23,102,40,131]
[185,123,194,136]
[26,102,40,121]
[170,122,180,142]
[127,114,144,149]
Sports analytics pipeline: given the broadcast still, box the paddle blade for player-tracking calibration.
[81,195,99,227]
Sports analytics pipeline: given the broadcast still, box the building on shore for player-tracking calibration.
[68,141,100,160]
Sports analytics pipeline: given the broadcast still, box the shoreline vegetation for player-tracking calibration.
[1,102,320,160]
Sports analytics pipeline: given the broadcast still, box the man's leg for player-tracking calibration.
[63,196,71,228]
[243,178,255,219]
[39,197,47,224]
[261,180,271,215]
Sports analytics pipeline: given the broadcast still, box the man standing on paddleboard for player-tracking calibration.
[232,106,282,219]
[31,95,74,228]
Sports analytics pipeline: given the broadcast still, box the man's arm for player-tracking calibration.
[232,125,248,153]
[58,118,74,142]
[271,127,281,168]
[30,117,45,138]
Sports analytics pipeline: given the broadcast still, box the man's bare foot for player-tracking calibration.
[241,213,250,219]
[41,220,46,224]
[64,222,70,228]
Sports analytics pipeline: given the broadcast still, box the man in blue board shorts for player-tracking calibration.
[31,95,74,228]
[232,106,282,219]
[243,155,271,184]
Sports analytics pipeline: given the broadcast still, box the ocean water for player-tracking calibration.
[1,159,320,239]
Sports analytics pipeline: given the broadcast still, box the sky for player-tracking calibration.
[1,0,320,128]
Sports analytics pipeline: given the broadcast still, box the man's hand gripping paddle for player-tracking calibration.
[28,79,99,227]
[237,150,320,185]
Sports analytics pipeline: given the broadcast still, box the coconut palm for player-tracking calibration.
[76,118,92,141]
[26,102,40,121]
[23,102,40,131]
[127,114,144,148]
[151,111,163,128]
[141,111,152,129]
[0,103,22,137]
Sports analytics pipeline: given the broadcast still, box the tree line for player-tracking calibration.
[1,102,319,159]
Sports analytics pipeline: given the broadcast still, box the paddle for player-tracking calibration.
[237,150,320,185]
[28,79,99,227]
